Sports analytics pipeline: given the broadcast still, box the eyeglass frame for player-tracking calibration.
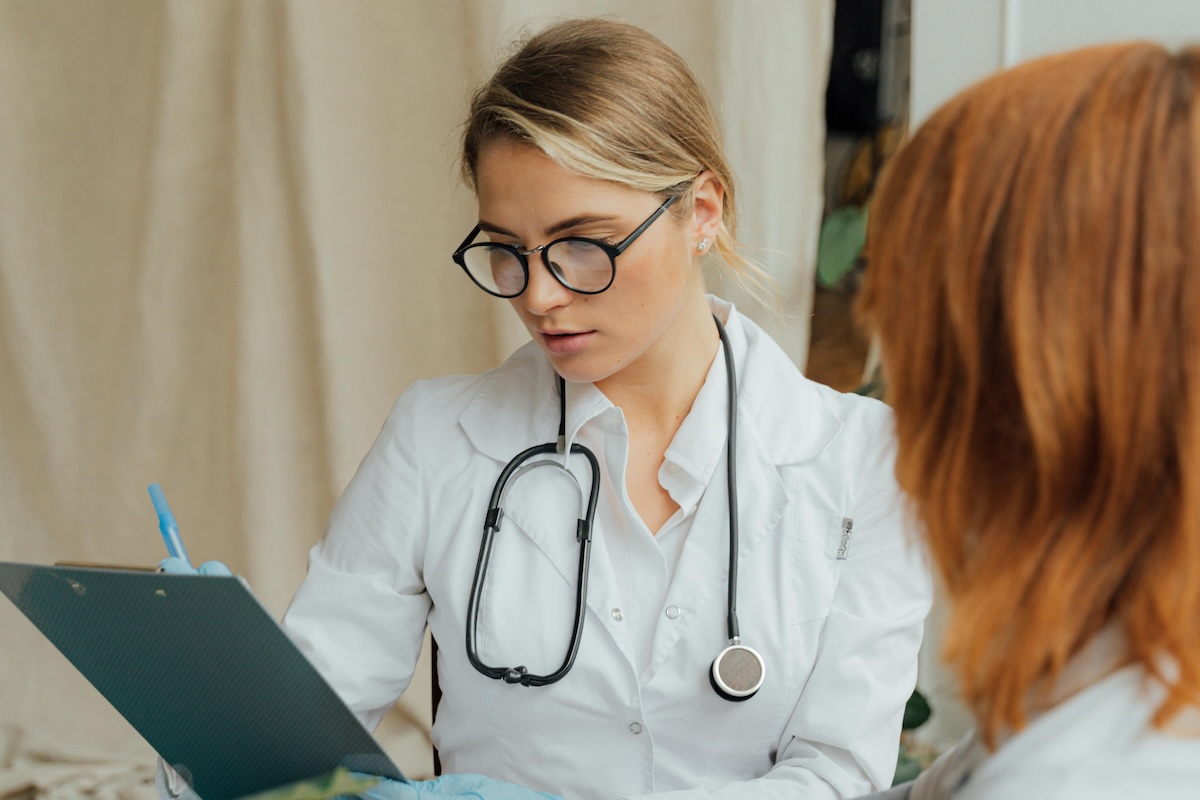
[451,194,680,298]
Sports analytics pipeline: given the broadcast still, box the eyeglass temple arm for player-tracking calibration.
[613,194,679,255]
[453,225,483,255]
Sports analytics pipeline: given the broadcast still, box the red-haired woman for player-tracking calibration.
[858,42,1200,798]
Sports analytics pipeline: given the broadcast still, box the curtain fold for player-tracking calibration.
[0,0,830,781]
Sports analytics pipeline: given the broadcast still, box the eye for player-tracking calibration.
[569,232,617,246]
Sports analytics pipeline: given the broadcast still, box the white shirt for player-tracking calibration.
[283,299,932,800]
[582,320,733,675]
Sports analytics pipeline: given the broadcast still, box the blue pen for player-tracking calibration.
[148,483,191,566]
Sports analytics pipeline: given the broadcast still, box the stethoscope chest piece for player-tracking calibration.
[710,641,765,701]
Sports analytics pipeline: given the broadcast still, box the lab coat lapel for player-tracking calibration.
[645,305,843,681]
[459,347,616,599]
[458,342,560,465]
[497,469,598,595]
[646,414,788,679]
[520,384,626,640]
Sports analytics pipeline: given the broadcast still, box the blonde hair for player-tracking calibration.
[859,42,1200,745]
[461,17,769,298]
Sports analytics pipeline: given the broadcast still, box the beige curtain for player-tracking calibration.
[0,0,831,788]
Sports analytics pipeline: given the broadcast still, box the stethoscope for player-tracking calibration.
[465,316,765,701]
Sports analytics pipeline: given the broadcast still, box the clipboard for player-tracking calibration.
[0,561,405,800]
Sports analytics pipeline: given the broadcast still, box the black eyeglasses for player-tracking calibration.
[451,195,679,298]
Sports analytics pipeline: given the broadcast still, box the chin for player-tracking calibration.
[544,353,616,386]
[548,362,604,386]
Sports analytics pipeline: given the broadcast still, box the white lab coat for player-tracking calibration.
[283,300,932,800]
[864,628,1200,800]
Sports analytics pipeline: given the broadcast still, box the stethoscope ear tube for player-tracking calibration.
[465,436,600,686]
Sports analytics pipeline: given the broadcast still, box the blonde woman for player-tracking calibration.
[163,18,930,800]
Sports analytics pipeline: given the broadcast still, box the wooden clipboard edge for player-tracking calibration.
[53,560,160,572]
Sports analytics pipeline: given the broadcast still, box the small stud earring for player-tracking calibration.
[697,238,710,253]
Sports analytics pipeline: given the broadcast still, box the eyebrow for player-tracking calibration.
[477,213,622,240]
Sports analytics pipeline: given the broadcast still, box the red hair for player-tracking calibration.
[858,42,1200,744]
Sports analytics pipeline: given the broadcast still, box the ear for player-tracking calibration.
[690,171,724,253]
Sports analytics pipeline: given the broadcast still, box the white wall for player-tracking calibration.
[913,0,1200,125]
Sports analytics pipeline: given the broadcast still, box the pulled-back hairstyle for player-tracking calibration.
[461,17,766,293]
[858,42,1200,745]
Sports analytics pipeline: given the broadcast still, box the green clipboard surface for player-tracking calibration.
[0,561,404,800]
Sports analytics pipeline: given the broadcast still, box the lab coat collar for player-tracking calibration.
[457,299,844,468]
[711,297,843,467]
[660,302,743,502]
[458,344,566,463]
[640,299,846,682]
[456,300,846,671]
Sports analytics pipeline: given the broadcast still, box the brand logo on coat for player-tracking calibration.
[837,518,853,560]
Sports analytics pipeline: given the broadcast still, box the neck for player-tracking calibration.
[595,291,720,434]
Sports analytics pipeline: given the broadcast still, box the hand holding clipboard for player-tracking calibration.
[0,484,405,800]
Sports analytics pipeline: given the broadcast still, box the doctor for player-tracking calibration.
[162,18,930,800]
[283,19,929,800]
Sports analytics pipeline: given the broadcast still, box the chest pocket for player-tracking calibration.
[786,498,846,625]
[470,463,589,677]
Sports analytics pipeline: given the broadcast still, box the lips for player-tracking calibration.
[539,329,595,355]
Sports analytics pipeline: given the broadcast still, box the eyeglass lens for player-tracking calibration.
[460,239,614,297]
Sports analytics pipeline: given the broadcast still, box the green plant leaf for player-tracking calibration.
[816,205,868,288]
[237,767,381,800]
[903,689,932,730]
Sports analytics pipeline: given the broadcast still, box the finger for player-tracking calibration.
[197,560,233,576]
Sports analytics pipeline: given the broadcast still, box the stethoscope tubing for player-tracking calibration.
[465,439,600,685]
[717,320,741,644]
[465,316,754,694]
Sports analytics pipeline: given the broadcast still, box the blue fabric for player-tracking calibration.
[355,774,562,800]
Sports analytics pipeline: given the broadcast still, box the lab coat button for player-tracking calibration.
[666,463,682,474]
[628,722,643,735]
[611,608,624,621]
[665,605,680,619]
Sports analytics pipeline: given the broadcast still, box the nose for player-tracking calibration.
[520,252,572,316]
